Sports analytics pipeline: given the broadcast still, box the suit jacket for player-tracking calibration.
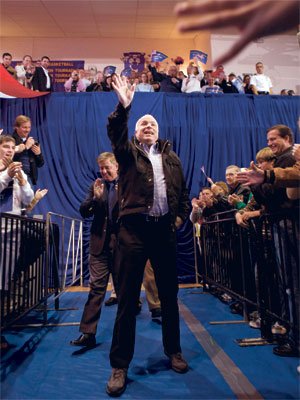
[32,67,53,91]
[12,131,45,185]
[79,179,119,256]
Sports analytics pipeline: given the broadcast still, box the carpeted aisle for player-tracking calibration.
[1,288,299,399]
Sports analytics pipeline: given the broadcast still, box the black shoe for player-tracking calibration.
[151,308,162,319]
[70,333,96,347]
[165,352,189,373]
[273,343,299,357]
[105,297,118,306]
[106,368,128,397]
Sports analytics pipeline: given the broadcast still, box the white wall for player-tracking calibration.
[211,34,300,94]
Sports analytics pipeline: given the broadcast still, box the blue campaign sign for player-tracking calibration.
[103,66,117,76]
[190,50,208,64]
[151,51,168,62]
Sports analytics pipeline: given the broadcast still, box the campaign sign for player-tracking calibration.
[151,51,168,62]
[190,50,208,64]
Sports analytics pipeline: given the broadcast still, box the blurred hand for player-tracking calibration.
[175,0,298,66]
[292,144,300,162]
[175,216,183,228]
[31,144,41,155]
[93,178,104,199]
[237,161,264,186]
[0,156,12,171]
[15,170,26,186]
[25,137,35,150]
[235,212,249,228]
[7,161,22,178]
[34,188,48,200]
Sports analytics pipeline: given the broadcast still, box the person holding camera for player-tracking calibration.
[11,115,44,185]
[64,70,86,93]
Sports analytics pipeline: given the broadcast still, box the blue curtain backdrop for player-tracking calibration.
[1,93,299,283]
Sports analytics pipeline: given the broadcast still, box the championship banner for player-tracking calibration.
[190,50,208,64]
[123,52,145,75]
[47,60,85,92]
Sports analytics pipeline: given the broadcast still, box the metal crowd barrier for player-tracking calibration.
[0,211,83,330]
[0,213,58,329]
[198,209,299,345]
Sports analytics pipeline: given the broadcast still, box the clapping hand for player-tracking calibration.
[94,178,104,199]
[0,156,12,172]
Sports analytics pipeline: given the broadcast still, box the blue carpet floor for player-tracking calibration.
[1,288,299,399]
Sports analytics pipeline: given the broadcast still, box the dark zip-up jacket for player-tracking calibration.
[107,103,190,223]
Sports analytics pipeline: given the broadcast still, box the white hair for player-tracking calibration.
[135,114,159,133]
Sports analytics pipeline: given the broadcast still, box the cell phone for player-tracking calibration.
[34,140,39,145]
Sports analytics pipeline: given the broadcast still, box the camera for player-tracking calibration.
[34,140,39,145]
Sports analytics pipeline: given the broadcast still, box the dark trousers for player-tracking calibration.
[80,235,117,334]
[109,214,181,368]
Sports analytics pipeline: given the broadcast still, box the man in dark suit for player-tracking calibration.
[12,115,44,185]
[70,152,119,347]
[32,56,53,91]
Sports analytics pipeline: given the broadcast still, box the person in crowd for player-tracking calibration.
[32,56,53,92]
[11,115,44,186]
[86,71,105,92]
[200,69,212,87]
[146,70,160,92]
[175,0,298,66]
[237,144,300,198]
[64,70,86,92]
[105,75,190,396]
[2,52,17,79]
[211,64,225,83]
[135,72,154,92]
[0,135,34,214]
[201,76,223,94]
[280,89,288,96]
[148,62,182,92]
[225,165,250,209]
[219,73,239,94]
[239,125,298,356]
[235,147,276,228]
[15,55,33,86]
[70,152,120,348]
[243,74,254,94]
[103,75,113,92]
[250,62,273,95]
[78,69,91,89]
[181,64,202,93]
[288,90,295,96]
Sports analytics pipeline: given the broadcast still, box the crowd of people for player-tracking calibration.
[2,52,297,95]
[0,70,299,397]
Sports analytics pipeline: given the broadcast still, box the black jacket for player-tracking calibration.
[107,103,190,223]
[32,67,53,92]
[12,131,44,185]
[79,178,119,256]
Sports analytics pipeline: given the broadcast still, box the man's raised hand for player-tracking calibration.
[111,75,136,109]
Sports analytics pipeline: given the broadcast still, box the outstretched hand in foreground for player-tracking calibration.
[174,0,298,66]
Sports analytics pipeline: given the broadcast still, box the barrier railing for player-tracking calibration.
[198,209,299,345]
[1,211,83,330]
[0,213,58,329]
